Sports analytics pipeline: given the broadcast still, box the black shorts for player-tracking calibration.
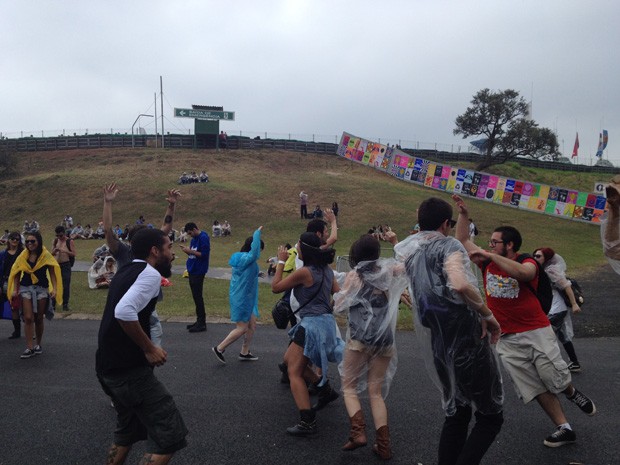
[98,366,188,455]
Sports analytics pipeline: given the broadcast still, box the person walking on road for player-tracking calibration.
[334,232,407,460]
[1,232,24,339]
[212,227,264,363]
[51,225,75,311]
[271,232,344,436]
[181,222,210,333]
[452,194,597,449]
[8,231,62,359]
[533,247,583,372]
[394,197,503,465]
[102,183,182,346]
[96,228,187,465]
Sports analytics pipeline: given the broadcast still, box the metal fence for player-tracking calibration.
[1,134,618,175]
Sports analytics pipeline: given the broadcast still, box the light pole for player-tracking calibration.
[132,114,153,148]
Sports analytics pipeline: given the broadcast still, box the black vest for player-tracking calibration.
[96,261,158,375]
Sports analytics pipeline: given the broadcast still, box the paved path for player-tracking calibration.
[1,319,618,465]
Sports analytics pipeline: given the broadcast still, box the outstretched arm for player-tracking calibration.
[321,209,338,249]
[452,195,478,254]
[102,183,121,255]
[160,189,181,235]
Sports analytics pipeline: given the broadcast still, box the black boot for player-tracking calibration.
[8,319,21,339]
[286,409,317,436]
[312,380,339,411]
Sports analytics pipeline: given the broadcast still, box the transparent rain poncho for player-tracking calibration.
[542,253,573,339]
[600,213,620,275]
[394,231,503,416]
[333,258,407,399]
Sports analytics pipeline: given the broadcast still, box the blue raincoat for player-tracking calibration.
[228,229,262,322]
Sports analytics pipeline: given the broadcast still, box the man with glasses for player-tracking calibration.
[451,194,597,449]
[394,197,503,465]
[52,225,76,311]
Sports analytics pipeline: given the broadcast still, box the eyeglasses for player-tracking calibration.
[533,254,543,259]
[488,239,505,247]
[25,240,37,244]
[9,237,19,241]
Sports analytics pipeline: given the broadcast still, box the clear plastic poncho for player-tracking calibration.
[543,253,573,339]
[600,212,620,275]
[333,258,407,399]
[393,231,503,416]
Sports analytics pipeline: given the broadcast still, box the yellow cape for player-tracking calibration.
[7,246,63,306]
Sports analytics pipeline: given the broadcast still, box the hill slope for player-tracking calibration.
[1,147,607,272]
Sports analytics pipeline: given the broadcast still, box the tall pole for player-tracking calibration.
[154,92,158,148]
[160,76,164,148]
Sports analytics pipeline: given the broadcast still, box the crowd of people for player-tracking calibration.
[177,171,209,184]
[4,176,618,465]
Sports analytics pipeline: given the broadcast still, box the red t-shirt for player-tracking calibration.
[481,256,551,334]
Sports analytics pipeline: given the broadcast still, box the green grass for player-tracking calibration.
[3,147,611,328]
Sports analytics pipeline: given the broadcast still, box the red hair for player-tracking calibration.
[534,247,555,262]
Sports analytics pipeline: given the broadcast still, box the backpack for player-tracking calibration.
[560,277,584,307]
[516,254,553,314]
[473,225,479,236]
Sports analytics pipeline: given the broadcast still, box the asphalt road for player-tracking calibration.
[1,318,618,465]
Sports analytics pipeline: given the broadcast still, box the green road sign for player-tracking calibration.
[174,108,235,121]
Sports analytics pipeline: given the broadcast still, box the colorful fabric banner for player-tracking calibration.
[337,132,606,224]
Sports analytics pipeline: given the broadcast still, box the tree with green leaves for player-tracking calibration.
[454,88,559,170]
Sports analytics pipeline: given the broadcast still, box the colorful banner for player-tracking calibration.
[338,132,606,224]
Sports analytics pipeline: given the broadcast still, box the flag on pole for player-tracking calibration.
[602,129,608,151]
[596,132,604,158]
[571,133,579,158]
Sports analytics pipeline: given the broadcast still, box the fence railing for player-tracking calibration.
[1,134,618,175]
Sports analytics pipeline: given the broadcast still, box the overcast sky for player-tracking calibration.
[2,1,618,164]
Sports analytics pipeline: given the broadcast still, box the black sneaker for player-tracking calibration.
[20,348,36,359]
[543,426,576,447]
[188,324,206,333]
[568,362,582,373]
[212,346,226,364]
[186,321,198,329]
[34,345,42,355]
[312,383,339,411]
[286,420,317,436]
[567,388,596,416]
[238,352,258,361]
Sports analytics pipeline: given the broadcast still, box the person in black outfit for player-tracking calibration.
[96,228,187,464]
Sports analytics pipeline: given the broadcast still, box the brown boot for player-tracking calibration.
[342,410,367,450]
[372,425,392,460]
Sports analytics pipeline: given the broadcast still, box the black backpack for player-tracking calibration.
[560,277,584,307]
[516,254,553,314]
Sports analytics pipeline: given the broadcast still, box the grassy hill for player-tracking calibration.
[2,147,608,271]
[0,147,610,325]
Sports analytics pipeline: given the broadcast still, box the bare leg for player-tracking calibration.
[341,348,365,417]
[367,355,391,429]
[216,321,249,352]
[240,315,256,355]
[34,298,47,345]
[105,444,130,465]
[535,391,568,426]
[284,343,311,410]
[22,298,35,350]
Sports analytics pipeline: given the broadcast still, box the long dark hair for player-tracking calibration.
[25,231,44,257]
[299,232,335,267]
[240,236,264,253]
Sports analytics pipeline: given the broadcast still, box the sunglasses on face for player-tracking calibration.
[533,254,543,259]
[9,237,19,241]
[25,240,37,244]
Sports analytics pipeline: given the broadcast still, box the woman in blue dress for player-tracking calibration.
[212,227,263,364]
